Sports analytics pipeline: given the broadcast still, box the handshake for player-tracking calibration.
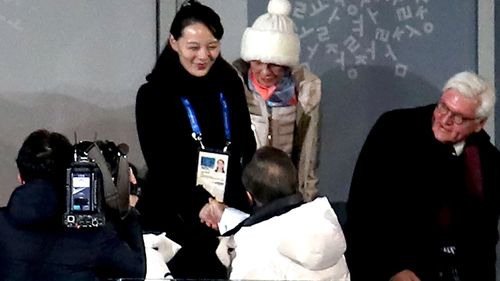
[199,198,251,234]
[199,198,227,231]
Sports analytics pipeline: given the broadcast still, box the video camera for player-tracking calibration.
[63,140,135,229]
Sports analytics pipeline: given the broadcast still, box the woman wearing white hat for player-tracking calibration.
[234,0,322,202]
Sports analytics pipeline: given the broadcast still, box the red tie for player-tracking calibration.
[463,144,483,200]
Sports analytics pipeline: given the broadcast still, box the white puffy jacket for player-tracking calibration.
[221,197,350,281]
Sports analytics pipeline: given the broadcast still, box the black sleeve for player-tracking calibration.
[221,68,256,212]
[135,83,163,179]
[229,70,256,166]
[345,111,411,281]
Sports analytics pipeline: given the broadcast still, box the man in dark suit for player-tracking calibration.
[345,71,500,281]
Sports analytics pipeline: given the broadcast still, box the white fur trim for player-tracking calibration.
[240,27,300,67]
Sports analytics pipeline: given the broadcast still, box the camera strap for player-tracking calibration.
[116,154,131,218]
[87,144,130,218]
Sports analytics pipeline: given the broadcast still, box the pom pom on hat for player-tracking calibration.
[268,0,291,15]
[240,0,300,67]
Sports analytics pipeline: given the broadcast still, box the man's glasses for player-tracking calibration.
[435,102,479,125]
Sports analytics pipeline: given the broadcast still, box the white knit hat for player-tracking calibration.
[240,0,300,67]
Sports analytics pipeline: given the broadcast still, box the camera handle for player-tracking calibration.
[87,144,130,218]
[116,155,132,218]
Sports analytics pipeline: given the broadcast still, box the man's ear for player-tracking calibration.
[246,191,254,205]
[247,191,262,207]
[474,118,487,133]
[17,173,24,184]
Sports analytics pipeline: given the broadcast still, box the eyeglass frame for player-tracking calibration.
[435,101,481,125]
[249,60,288,74]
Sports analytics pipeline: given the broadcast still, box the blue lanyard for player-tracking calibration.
[181,93,232,152]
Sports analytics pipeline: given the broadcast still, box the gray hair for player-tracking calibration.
[442,71,496,118]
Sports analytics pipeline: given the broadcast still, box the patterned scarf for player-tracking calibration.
[248,71,297,107]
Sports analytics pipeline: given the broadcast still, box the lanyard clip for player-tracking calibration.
[192,132,205,150]
[223,141,231,153]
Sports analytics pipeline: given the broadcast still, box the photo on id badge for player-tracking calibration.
[196,150,228,202]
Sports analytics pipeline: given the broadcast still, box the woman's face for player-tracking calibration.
[170,22,221,77]
[249,60,287,87]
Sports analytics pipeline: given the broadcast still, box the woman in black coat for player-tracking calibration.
[135,0,256,278]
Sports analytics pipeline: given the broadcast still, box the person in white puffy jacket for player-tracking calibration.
[216,146,350,281]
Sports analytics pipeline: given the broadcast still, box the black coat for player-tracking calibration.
[345,104,500,281]
[135,46,256,278]
[0,179,146,281]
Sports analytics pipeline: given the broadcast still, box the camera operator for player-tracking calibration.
[0,129,146,281]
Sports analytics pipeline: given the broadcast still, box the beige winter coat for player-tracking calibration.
[234,59,322,201]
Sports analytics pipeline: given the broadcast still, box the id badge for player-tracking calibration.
[196,150,229,202]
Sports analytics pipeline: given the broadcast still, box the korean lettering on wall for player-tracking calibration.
[292,0,433,80]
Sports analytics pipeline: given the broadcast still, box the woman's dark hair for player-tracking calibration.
[145,0,225,83]
[170,0,224,40]
[16,129,73,185]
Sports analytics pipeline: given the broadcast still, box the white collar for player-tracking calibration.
[453,141,465,156]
